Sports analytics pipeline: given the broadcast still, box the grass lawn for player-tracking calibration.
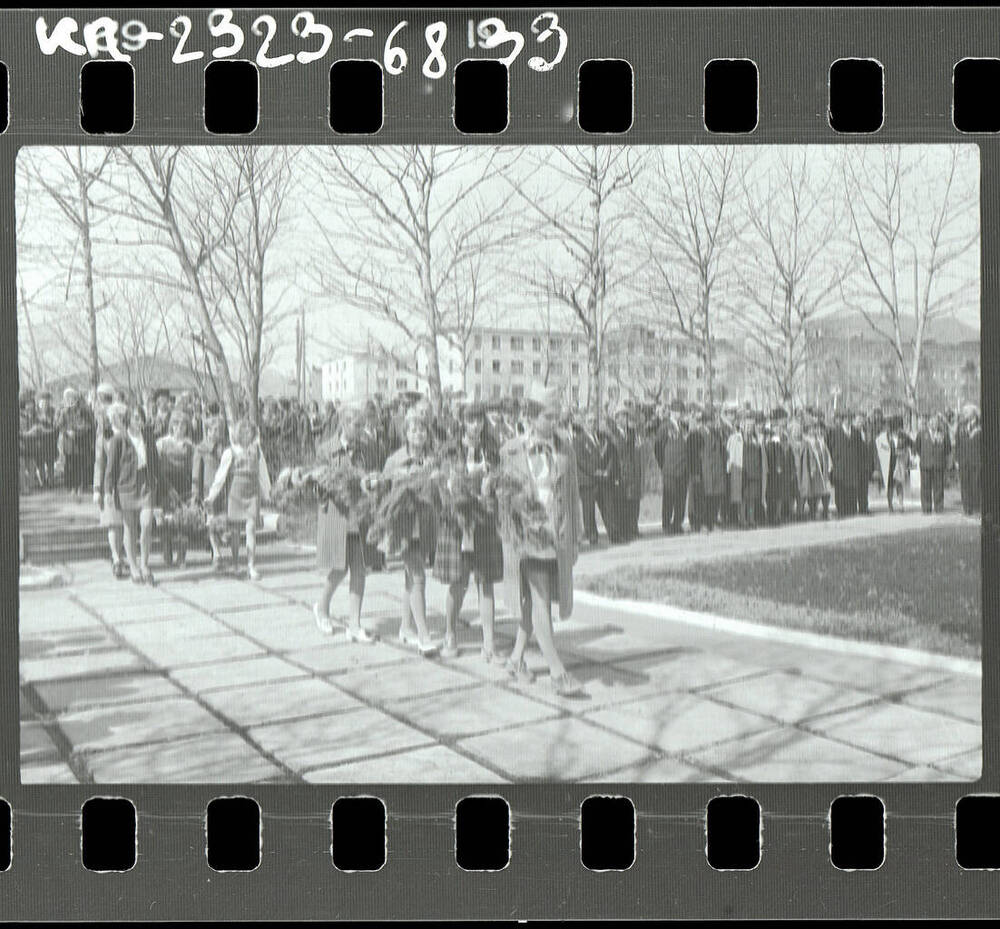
[581,524,981,659]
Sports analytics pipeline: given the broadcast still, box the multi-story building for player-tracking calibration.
[463,327,592,406]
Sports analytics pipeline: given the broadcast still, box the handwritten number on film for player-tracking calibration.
[36,10,568,73]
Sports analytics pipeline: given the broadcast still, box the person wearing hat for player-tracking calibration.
[914,412,951,514]
[433,400,505,661]
[697,405,727,531]
[685,407,707,532]
[611,402,643,540]
[955,404,981,516]
[572,406,620,545]
[57,386,95,497]
[496,381,585,697]
[764,408,793,525]
[740,415,767,527]
[32,389,58,489]
[827,409,858,518]
[850,412,876,515]
[654,398,689,535]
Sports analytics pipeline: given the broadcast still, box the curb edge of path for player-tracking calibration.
[574,590,982,678]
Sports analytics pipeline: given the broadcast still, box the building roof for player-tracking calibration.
[807,309,979,346]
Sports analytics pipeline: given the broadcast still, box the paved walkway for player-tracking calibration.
[19,510,980,783]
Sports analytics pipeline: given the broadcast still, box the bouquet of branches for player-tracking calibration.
[494,470,556,551]
[366,462,442,553]
[161,489,208,539]
[273,460,373,526]
[435,462,491,538]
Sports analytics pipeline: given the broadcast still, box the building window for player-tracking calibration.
[512,384,524,399]
[395,378,408,389]
[474,334,482,349]
[475,385,482,399]
[608,362,619,377]
[491,335,501,350]
[550,338,561,351]
[572,338,579,352]
[492,384,501,398]
[695,367,703,379]
[551,362,563,375]
[511,360,524,375]
[677,387,687,401]
[697,389,703,401]
[533,361,542,375]
[532,337,541,352]
[571,362,580,376]
[511,336,524,351]
[678,367,688,380]
[474,359,482,373]
[572,385,580,401]
[492,360,501,373]
[644,365,655,379]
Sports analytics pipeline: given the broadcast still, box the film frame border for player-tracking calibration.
[0,5,996,920]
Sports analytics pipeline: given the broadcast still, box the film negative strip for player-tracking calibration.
[2,5,997,920]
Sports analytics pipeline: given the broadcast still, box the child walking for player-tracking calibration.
[205,418,271,580]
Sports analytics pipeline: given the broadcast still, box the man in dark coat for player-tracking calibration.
[655,399,689,535]
[915,413,951,513]
[827,410,858,517]
[764,409,792,524]
[955,406,981,515]
[700,407,727,531]
[611,403,643,540]
[573,409,620,543]
[686,408,706,532]
[851,412,876,515]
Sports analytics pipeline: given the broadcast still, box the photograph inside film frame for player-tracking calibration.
[15,143,981,784]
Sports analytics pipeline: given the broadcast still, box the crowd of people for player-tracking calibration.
[18,376,982,698]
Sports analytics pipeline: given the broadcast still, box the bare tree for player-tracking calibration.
[504,146,640,411]
[841,144,979,417]
[305,146,526,411]
[736,148,843,410]
[630,146,741,410]
[19,147,115,390]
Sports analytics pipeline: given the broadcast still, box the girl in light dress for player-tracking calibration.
[204,418,272,581]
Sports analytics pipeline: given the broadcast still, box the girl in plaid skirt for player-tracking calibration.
[433,401,504,662]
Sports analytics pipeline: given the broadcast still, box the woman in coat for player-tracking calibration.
[92,387,127,578]
[379,403,440,656]
[612,404,644,540]
[954,405,981,516]
[309,404,380,642]
[58,388,95,496]
[800,421,832,519]
[497,382,585,697]
[886,417,912,512]
[156,410,195,567]
[433,401,504,661]
[105,404,160,585]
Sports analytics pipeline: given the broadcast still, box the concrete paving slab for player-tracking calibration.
[20,649,148,683]
[114,614,233,643]
[303,745,507,783]
[215,607,328,652]
[56,696,228,753]
[899,676,982,724]
[612,649,767,693]
[585,693,776,754]
[20,760,80,784]
[84,732,282,782]
[86,599,195,625]
[168,580,289,611]
[687,727,908,781]
[130,633,265,669]
[335,660,482,704]
[805,702,982,766]
[20,721,62,764]
[168,655,310,693]
[602,754,717,782]
[18,597,104,633]
[20,627,121,661]
[932,748,982,780]
[201,678,363,727]
[700,671,878,724]
[284,641,410,675]
[32,673,184,714]
[386,683,559,739]
[885,765,951,782]
[249,707,433,771]
[802,655,955,697]
[457,716,655,780]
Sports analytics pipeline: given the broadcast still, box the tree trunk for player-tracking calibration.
[76,156,101,392]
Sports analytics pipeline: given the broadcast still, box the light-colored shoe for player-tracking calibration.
[550,672,585,697]
[441,637,459,658]
[416,638,440,657]
[345,625,377,644]
[504,657,535,684]
[313,603,334,635]
[398,627,419,647]
[247,564,261,581]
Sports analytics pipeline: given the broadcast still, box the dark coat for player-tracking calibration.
[573,425,618,491]
[655,418,688,480]
[700,427,727,497]
[850,427,876,487]
[611,425,643,499]
[827,425,857,487]
[764,437,793,499]
[192,439,226,515]
[915,428,951,471]
[955,426,982,475]
[106,427,160,512]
